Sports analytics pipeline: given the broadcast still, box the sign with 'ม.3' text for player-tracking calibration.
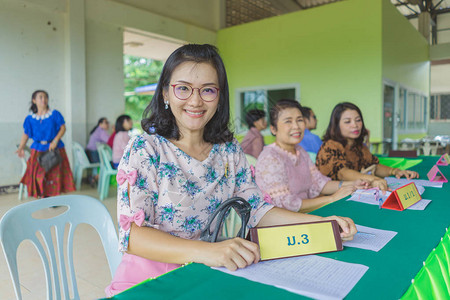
[249,220,343,261]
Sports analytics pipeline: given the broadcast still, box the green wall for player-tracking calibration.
[382,0,429,93]
[218,0,384,141]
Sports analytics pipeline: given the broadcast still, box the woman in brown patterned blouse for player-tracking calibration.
[316,102,418,191]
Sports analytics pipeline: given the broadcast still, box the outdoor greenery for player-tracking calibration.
[124,55,164,130]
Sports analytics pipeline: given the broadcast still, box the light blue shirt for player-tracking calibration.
[299,129,322,154]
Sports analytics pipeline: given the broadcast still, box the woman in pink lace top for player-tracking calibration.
[255,99,368,213]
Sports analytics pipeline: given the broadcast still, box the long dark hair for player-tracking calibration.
[30,90,49,113]
[269,99,303,134]
[115,114,132,132]
[90,117,107,135]
[141,44,233,144]
[323,102,368,147]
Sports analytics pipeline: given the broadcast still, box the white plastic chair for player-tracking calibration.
[72,142,100,190]
[17,145,31,201]
[0,195,121,300]
[96,143,118,200]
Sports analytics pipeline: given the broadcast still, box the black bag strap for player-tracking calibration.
[200,197,251,243]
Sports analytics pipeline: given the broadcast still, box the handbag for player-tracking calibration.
[200,197,251,243]
[38,149,62,172]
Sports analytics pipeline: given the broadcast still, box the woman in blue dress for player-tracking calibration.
[16,90,75,198]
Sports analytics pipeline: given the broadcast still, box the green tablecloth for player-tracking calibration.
[107,156,450,300]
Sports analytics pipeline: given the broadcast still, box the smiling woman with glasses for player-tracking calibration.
[106,44,358,297]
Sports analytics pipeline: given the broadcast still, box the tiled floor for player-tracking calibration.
[0,184,118,300]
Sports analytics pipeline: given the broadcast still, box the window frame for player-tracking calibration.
[233,83,301,135]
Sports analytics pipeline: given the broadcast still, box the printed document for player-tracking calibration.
[213,255,368,300]
[385,177,443,188]
[344,225,397,252]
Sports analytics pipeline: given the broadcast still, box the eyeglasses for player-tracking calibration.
[170,84,220,102]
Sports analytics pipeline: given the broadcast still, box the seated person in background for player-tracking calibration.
[112,114,133,169]
[298,106,322,154]
[86,117,110,185]
[255,99,368,213]
[316,102,418,191]
[107,129,116,148]
[240,109,267,159]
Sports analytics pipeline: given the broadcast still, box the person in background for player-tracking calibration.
[105,44,357,297]
[15,90,75,198]
[298,106,322,154]
[240,109,267,159]
[112,114,133,169]
[255,99,368,213]
[86,117,110,184]
[316,102,418,191]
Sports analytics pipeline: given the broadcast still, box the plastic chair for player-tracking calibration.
[17,145,31,201]
[96,143,118,200]
[72,142,100,190]
[0,195,121,300]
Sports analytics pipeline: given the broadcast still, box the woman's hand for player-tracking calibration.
[370,178,389,191]
[15,148,25,158]
[353,179,370,189]
[393,169,419,180]
[49,141,58,151]
[197,237,260,271]
[322,215,357,241]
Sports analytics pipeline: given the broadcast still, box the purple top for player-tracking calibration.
[255,143,331,212]
[86,126,110,151]
[23,109,65,151]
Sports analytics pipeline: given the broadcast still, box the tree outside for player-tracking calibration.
[124,55,164,131]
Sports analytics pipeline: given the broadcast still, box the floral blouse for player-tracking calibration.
[117,133,273,252]
[255,143,331,212]
[316,140,379,180]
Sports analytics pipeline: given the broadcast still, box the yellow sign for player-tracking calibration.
[396,183,421,209]
[250,221,342,261]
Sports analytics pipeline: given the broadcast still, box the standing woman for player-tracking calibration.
[106,44,357,296]
[16,90,75,198]
[316,102,418,191]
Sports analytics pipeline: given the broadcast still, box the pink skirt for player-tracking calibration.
[105,253,181,297]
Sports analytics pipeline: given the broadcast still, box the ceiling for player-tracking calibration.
[123,0,450,60]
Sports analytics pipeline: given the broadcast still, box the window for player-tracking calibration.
[397,87,427,132]
[234,84,299,134]
[430,94,450,120]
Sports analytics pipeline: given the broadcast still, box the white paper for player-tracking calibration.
[213,255,368,300]
[406,199,432,210]
[343,225,397,252]
[385,177,443,188]
[347,188,430,210]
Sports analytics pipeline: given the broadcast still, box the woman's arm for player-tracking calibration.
[16,133,29,158]
[375,164,419,180]
[49,124,66,151]
[338,167,388,191]
[128,223,260,271]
